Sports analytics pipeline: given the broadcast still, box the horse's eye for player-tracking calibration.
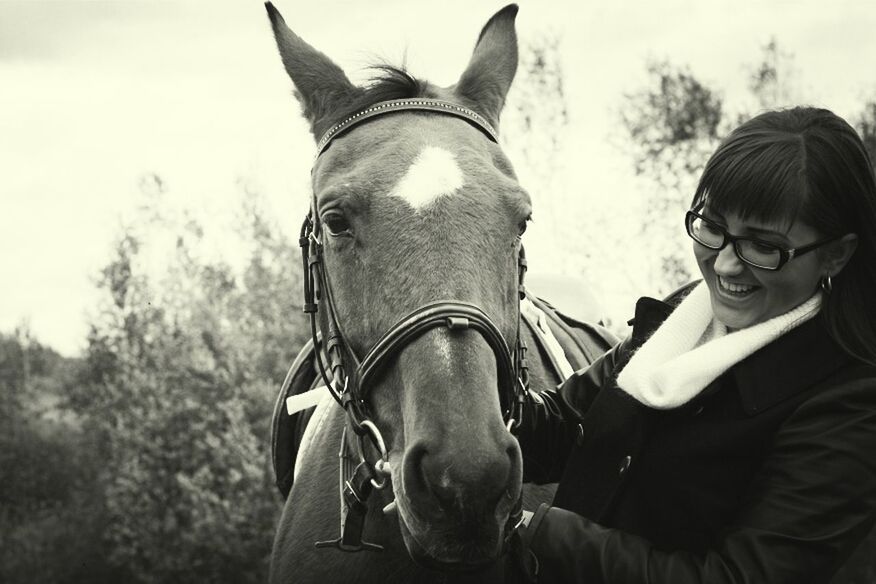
[518,215,531,237]
[323,213,351,236]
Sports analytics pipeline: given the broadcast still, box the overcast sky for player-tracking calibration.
[2,0,875,356]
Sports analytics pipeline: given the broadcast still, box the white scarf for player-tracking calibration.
[616,282,822,409]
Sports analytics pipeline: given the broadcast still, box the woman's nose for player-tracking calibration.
[714,244,745,276]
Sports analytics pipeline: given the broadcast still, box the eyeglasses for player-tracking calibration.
[684,210,838,271]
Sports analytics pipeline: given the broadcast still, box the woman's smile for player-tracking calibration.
[715,276,759,298]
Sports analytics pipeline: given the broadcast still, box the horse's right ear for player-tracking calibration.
[265,2,359,140]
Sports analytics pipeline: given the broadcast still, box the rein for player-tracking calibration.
[300,98,529,553]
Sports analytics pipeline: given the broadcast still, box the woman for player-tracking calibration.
[511,107,876,583]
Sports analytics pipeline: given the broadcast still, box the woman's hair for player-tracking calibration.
[691,106,876,366]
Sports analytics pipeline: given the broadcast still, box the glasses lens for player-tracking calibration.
[688,214,725,248]
[737,240,782,269]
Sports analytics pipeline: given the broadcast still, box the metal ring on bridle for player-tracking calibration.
[358,419,389,490]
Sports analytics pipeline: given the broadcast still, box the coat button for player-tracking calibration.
[618,455,632,476]
[575,423,585,445]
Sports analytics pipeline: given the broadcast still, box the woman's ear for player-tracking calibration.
[823,233,859,277]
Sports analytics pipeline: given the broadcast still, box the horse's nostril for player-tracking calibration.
[420,454,466,512]
[404,438,517,514]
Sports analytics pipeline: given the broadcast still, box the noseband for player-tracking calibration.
[300,98,529,552]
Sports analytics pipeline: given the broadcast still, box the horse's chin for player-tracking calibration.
[395,505,505,573]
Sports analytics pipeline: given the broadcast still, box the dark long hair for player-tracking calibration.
[691,107,876,366]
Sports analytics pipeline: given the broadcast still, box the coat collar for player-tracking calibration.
[630,285,853,415]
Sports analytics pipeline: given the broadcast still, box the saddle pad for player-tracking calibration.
[271,339,321,498]
[528,295,619,369]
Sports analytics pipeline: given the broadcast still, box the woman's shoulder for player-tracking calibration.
[625,280,703,342]
[808,360,876,401]
[662,280,703,307]
[778,359,876,438]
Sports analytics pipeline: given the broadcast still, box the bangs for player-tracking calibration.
[692,131,810,230]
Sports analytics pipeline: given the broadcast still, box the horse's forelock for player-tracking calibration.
[312,65,436,139]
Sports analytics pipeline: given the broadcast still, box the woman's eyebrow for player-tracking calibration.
[739,224,792,242]
[705,208,792,241]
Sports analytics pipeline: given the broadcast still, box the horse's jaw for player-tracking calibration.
[395,509,504,572]
[390,479,516,572]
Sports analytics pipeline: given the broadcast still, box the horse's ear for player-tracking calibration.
[265,2,360,140]
[454,4,519,130]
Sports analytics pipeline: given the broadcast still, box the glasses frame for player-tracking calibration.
[684,210,838,271]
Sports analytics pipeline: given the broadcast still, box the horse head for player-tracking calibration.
[267,3,529,569]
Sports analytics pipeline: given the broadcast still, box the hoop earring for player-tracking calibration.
[820,275,833,294]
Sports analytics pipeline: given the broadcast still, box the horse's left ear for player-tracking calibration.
[454,4,519,130]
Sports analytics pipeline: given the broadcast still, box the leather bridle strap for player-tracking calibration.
[352,301,518,419]
[315,98,499,158]
[301,213,526,436]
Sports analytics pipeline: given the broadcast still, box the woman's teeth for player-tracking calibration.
[718,276,757,295]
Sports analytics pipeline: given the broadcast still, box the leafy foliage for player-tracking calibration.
[65,185,308,583]
[619,59,725,293]
[0,329,118,584]
[745,38,801,113]
[855,99,876,167]
[621,59,723,188]
[503,34,569,167]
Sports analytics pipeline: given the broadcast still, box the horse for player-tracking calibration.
[264,3,615,582]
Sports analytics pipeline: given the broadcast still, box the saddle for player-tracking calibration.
[270,294,618,498]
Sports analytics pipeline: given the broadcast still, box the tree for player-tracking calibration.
[68,179,308,583]
[620,59,724,294]
[745,38,801,113]
[502,33,571,260]
[0,328,115,584]
[855,99,876,166]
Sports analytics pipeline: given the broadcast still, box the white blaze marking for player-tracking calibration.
[389,146,464,210]
[434,330,453,368]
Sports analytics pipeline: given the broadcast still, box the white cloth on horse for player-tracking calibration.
[286,386,327,415]
[616,282,822,409]
[520,296,575,380]
[293,390,335,482]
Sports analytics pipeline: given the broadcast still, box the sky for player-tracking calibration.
[2,0,876,356]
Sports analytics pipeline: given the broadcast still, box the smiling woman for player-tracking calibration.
[689,108,876,358]
[510,107,876,583]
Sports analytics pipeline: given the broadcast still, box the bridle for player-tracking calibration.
[301,98,529,552]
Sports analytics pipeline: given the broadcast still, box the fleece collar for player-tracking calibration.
[627,284,851,414]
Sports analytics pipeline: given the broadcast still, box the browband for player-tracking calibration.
[315,98,498,159]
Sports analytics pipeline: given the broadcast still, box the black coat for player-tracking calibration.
[514,290,876,584]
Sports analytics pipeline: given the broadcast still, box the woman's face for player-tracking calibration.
[693,209,826,330]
